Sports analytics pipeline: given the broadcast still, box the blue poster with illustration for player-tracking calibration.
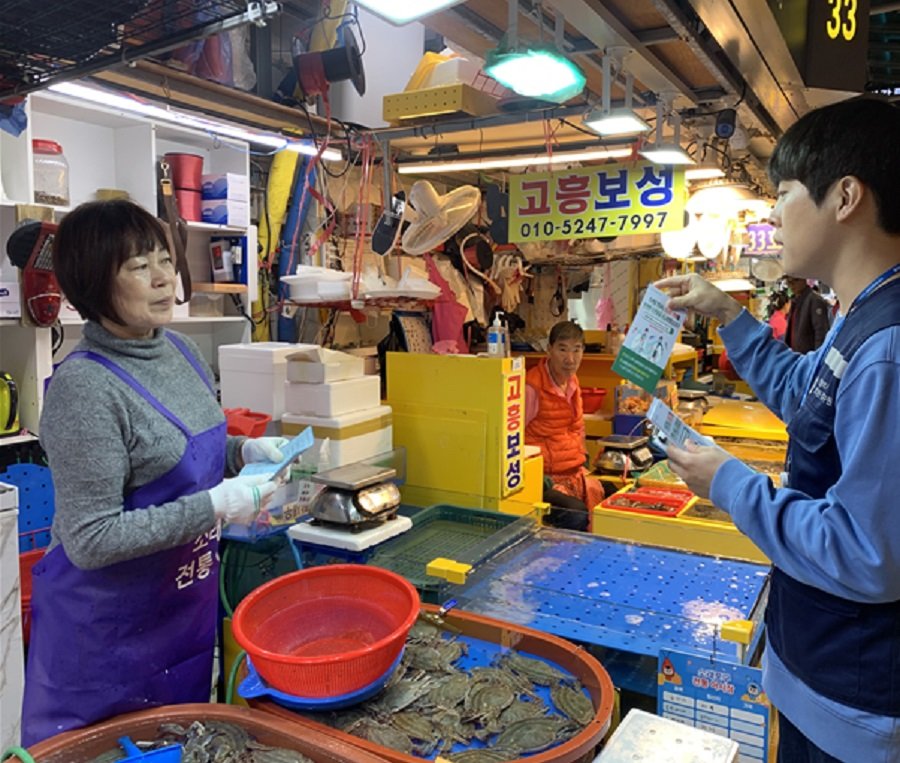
[657,649,772,762]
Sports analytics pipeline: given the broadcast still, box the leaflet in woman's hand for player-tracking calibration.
[240,427,315,482]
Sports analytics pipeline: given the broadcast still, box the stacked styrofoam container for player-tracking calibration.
[218,342,319,424]
[281,347,391,468]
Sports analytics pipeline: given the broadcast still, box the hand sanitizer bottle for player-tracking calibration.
[487,314,508,358]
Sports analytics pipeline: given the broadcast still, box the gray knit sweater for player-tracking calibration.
[40,321,244,570]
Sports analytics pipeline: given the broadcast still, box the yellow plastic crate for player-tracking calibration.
[383,84,498,123]
[592,497,768,564]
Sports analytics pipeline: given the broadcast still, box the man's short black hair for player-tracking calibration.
[53,200,172,325]
[549,320,584,345]
[768,97,900,234]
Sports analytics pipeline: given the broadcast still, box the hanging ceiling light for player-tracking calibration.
[583,55,649,136]
[684,161,726,181]
[639,102,695,165]
[352,0,466,25]
[48,82,343,161]
[687,181,769,216]
[397,145,633,174]
[484,3,586,104]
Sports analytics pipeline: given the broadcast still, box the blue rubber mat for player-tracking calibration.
[451,528,769,664]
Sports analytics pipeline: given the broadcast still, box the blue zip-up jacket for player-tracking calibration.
[711,309,900,761]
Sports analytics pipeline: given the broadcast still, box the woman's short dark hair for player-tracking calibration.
[549,320,584,345]
[768,97,900,234]
[53,200,172,324]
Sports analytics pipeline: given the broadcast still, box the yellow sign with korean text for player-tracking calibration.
[501,365,524,498]
[509,161,686,242]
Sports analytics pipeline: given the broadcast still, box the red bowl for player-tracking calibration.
[582,387,608,413]
[232,565,420,698]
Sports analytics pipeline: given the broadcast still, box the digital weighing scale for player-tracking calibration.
[594,435,654,475]
[288,462,412,569]
[308,462,402,528]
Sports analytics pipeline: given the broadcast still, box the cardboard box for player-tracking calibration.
[219,342,318,420]
[201,172,250,202]
[0,280,20,318]
[282,405,393,468]
[283,375,381,418]
[201,199,250,228]
[286,347,365,384]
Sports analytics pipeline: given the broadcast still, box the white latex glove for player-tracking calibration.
[209,474,278,525]
[241,437,289,465]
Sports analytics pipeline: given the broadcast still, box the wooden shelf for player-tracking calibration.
[192,282,247,294]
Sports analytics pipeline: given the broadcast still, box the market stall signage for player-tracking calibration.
[509,161,686,243]
[767,0,870,91]
[744,222,781,256]
[502,363,524,498]
[658,650,772,763]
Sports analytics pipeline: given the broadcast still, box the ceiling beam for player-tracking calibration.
[544,0,699,105]
[682,0,809,134]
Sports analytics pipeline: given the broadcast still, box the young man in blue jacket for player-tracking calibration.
[658,97,900,763]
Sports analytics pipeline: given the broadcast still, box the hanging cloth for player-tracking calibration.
[423,252,469,354]
[594,261,616,328]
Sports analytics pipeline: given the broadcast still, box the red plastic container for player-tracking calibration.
[223,408,272,437]
[252,604,616,763]
[600,485,695,517]
[163,152,203,190]
[581,386,608,413]
[18,703,392,763]
[174,188,201,222]
[232,565,420,698]
[19,548,43,645]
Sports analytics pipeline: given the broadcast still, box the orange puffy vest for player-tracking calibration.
[525,360,585,475]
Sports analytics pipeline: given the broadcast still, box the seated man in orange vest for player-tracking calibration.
[525,320,605,530]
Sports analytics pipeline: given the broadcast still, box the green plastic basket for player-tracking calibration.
[366,505,537,604]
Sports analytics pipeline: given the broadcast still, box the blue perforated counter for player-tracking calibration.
[450,528,769,693]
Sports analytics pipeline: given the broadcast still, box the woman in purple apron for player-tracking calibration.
[21,201,282,746]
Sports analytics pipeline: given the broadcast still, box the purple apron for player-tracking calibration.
[21,334,225,747]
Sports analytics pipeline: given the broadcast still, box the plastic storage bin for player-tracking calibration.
[32,139,69,206]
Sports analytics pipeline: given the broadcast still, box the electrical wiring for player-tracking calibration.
[686,81,748,117]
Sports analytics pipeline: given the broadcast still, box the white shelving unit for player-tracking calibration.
[0,91,257,433]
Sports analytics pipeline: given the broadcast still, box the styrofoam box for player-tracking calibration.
[201,172,250,202]
[284,375,380,418]
[201,199,249,228]
[595,709,739,763]
[219,342,318,419]
[286,353,364,384]
[282,405,392,468]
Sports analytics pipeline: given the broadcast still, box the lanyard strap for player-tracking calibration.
[800,264,900,404]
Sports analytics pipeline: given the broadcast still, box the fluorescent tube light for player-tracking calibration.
[48,82,342,161]
[584,107,650,136]
[685,163,726,180]
[397,147,633,174]
[639,144,695,165]
[583,61,649,136]
[639,105,694,166]
[353,0,465,25]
